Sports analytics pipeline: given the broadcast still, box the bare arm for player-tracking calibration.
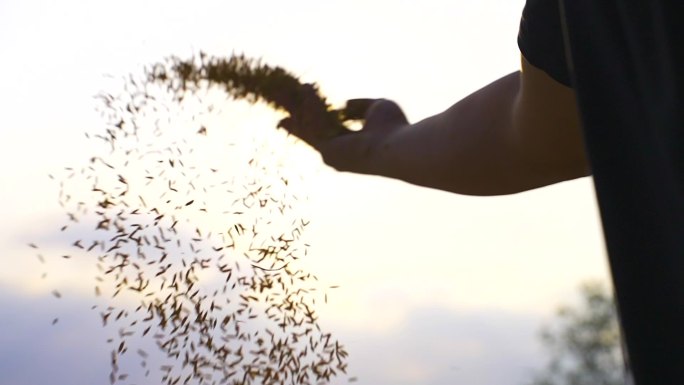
[284,56,590,196]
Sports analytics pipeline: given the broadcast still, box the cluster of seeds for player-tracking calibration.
[38,53,354,385]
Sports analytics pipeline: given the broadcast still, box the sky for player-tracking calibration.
[0,1,612,384]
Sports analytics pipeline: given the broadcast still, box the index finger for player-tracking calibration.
[341,99,378,121]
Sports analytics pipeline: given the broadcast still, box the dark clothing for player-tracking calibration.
[518,1,684,384]
[518,0,571,87]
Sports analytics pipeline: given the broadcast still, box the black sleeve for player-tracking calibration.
[517,0,572,87]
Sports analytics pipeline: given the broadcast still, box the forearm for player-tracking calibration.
[363,72,525,194]
[365,71,586,195]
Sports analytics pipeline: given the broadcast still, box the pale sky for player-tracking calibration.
[0,1,612,384]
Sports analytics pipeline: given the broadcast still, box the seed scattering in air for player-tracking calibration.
[38,52,356,385]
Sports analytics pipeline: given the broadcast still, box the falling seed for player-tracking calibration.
[39,52,351,385]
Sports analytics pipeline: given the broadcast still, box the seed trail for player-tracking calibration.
[41,52,353,384]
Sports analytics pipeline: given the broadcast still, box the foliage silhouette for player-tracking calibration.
[528,282,625,385]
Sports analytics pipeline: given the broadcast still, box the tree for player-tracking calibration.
[529,282,626,385]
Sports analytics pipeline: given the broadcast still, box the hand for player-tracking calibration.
[279,86,409,174]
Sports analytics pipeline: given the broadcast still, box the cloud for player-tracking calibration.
[1,285,547,385]
[0,287,110,385]
[323,306,545,385]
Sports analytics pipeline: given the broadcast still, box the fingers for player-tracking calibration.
[362,99,408,132]
[342,99,377,121]
[318,131,376,173]
[277,116,296,134]
[278,114,325,148]
[278,83,337,146]
[319,99,408,173]
[342,99,408,129]
[279,90,407,174]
